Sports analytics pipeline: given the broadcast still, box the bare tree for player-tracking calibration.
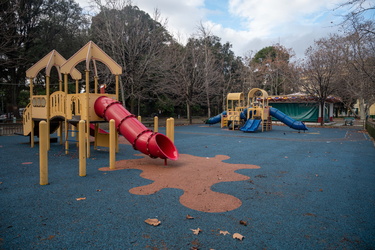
[336,0,374,34]
[161,40,206,124]
[195,23,224,118]
[91,0,172,114]
[336,21,375,119]
[301,35,343,125]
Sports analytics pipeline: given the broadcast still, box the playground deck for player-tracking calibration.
[1,124,374,249]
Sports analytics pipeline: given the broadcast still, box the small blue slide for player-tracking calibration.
[206,107,308,131]
[206,110,248,124]
[270,107,308,131]
[205,111,226,124]
[240,119,261,132]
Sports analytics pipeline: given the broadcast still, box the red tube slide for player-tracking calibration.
[94,96,179,160]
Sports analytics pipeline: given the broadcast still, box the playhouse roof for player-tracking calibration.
[26,50,82,80]
[60,41,122,76]
[227,92,244,101]
[267,94,341,103]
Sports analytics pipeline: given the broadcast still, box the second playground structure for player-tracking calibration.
[206,88,308,132]
[23,41,178,161]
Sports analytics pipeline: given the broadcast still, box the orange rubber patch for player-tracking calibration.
[99,154,260,213]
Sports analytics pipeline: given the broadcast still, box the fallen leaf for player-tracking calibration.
[219,230,230,236]
[76,197,86,201]
[186,214,194,219]
[191,228,202,235]
[304,213,317,217]
[233,233,244,240]
[144,218,161,226]
[41,235,55,241]
[239,220,247,226]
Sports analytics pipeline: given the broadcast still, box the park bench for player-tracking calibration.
[344,117,354,126]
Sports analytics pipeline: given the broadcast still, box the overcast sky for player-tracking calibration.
[76,0,360,60]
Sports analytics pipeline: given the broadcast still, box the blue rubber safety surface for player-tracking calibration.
[1,124,375,249]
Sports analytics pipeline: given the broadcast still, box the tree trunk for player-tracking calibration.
[206,93,211,118]
[186,102,192,124]
[222,93,226,111]
[137,97,141,116]
[320,100,325,126]
[130,97,135,114]
[119,77,126,109]
[358,98,366,121]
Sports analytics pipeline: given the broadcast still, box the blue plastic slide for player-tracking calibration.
[205,111,226,124]
[206,110,248,124]
[270,107,308,131]
[240,119,262,132]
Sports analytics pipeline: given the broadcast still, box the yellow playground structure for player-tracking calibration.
[224,92,245,130]
[210,88,307,132]
[245,88,272,132]
[23,41,178,161]
[220,88,271,132]
[24,41,121,157]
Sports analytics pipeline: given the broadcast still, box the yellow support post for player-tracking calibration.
[31,120,35,148]
[39,121,48,185]
[75,79,79,94]
[79,120,86,177]
[94,76,98,94]
[58,122,63,145]
[137,116,141,122]
[166,118,170,138]
[115,75,119,101]
[94,123,99,150]
[85,70,90,158]
[29,77,35,148]
[154,116,158,132]
[109,119,116,170]
[46,76,51,150]
[64,74,69,153]
[166,118,175,143]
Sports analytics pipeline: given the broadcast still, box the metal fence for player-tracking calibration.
[0,123,23,136]
[366,120,375,140]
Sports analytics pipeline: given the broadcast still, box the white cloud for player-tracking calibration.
[228,0,343,37]
[75,0,349,59]
[131,0,207,42]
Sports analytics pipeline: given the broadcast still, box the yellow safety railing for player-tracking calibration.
[50,91,66,117]
[22,103,32,136]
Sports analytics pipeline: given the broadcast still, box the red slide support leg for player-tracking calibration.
[94,96,179,160]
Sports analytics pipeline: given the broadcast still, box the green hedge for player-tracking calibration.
[365,120,375,140]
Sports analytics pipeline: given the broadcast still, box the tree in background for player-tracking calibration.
[0,0,88,116]
[301,35,343,125]
[161,37,207,124]
[214,40,243,113]
[161,26,242,122]
[336,21,375,119]
[248,45,296,95]
[91,0,172,115]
